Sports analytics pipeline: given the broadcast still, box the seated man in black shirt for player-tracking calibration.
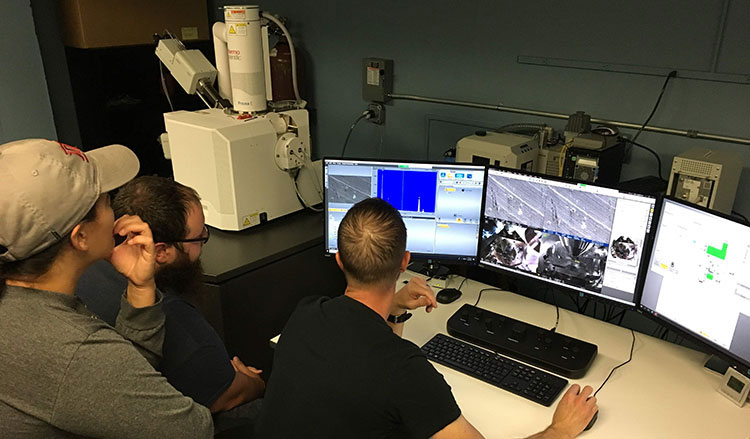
[256,197,598,439]
[76,176,264,415]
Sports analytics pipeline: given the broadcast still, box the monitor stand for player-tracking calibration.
[408,261,449,278]
[704,355,730,375]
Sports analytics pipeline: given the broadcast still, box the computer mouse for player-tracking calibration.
[584,409,598,431]
[436,288,462,304]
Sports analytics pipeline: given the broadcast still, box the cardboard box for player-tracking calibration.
[58,0,210,48]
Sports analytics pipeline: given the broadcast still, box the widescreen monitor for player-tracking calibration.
[324,159,486,262]
[640,198,750,374]
[479,167,657,306]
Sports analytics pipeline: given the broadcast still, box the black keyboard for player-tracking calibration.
[421,333,568,406]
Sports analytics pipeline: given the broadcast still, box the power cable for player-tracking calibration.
[631,70,677,145]
[621,138,666,182]
[473,288,504,307]
[593,329,635,397]
[731,210,750,225]
[341,110,373,157]
[158,61,175,112]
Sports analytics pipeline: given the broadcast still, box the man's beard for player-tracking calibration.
[155,250,204,297]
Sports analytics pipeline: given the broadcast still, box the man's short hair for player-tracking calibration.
[337,198,407,286]
[112,176,200,244]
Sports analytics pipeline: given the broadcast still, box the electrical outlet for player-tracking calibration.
[367,103,385,124]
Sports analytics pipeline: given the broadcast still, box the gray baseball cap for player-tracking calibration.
[0,139,140,262]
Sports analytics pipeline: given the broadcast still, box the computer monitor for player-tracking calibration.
[640,197,750,375]
[324,158,486,262]
[479,167,657,307]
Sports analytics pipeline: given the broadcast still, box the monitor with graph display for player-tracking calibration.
[478,167,657,306]
[640,198,750,373]
[324,159,486,262]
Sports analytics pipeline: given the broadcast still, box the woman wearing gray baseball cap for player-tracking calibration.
[0,139,212,438]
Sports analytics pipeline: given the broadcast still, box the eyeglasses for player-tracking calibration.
[172,225,210,245]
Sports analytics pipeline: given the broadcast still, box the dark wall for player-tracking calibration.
[30,0,81,146]
[209,0,750,216]
[0,1,56,142]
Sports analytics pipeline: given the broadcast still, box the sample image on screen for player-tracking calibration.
[610,236,639,261]
[536,234,608,293]
[484,173,616,244]
[484,176,546,227]
[481,218,543,272]
[377,170,437,213]
[542,187,615,244]
[327,175,372,205]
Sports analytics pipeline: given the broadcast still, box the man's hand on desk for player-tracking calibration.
[210,356,266,413]
[528,384,598,439]
[391,277,438,316]
[232,356,264,378]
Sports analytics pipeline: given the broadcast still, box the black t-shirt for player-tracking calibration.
[75,261,234,407]
[256,295,460,439]
[160,293,235,407]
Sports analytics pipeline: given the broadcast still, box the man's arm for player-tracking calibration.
[526,384,598,439]
[388,277,438,337]
[209,356,266,413]
[432,415,484,439]
[431,385,596,439]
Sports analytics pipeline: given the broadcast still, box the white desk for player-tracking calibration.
[400,272,750,439]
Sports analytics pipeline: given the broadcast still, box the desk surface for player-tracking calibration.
[399,272,750,439]
[200,211,324,283]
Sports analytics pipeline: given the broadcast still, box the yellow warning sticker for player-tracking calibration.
[242,213,260,228]
[229,25,236,34]
[234,23,247,36]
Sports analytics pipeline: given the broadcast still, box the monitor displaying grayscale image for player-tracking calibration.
[479,167,656,306]
[324,159,486,262]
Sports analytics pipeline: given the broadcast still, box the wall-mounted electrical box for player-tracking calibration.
[362,58,393,103]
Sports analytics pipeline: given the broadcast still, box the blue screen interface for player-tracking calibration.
[324,159,486,261]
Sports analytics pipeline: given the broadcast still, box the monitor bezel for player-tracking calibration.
[476,164,660,310]
[322,157,488,265]
[637,196,750,376]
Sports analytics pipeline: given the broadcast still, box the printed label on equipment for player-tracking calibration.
[227,10,246,20]
[181,27,199,40]
[233,23,247,36]
[242,213,260,228]
[367,66,380,86]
